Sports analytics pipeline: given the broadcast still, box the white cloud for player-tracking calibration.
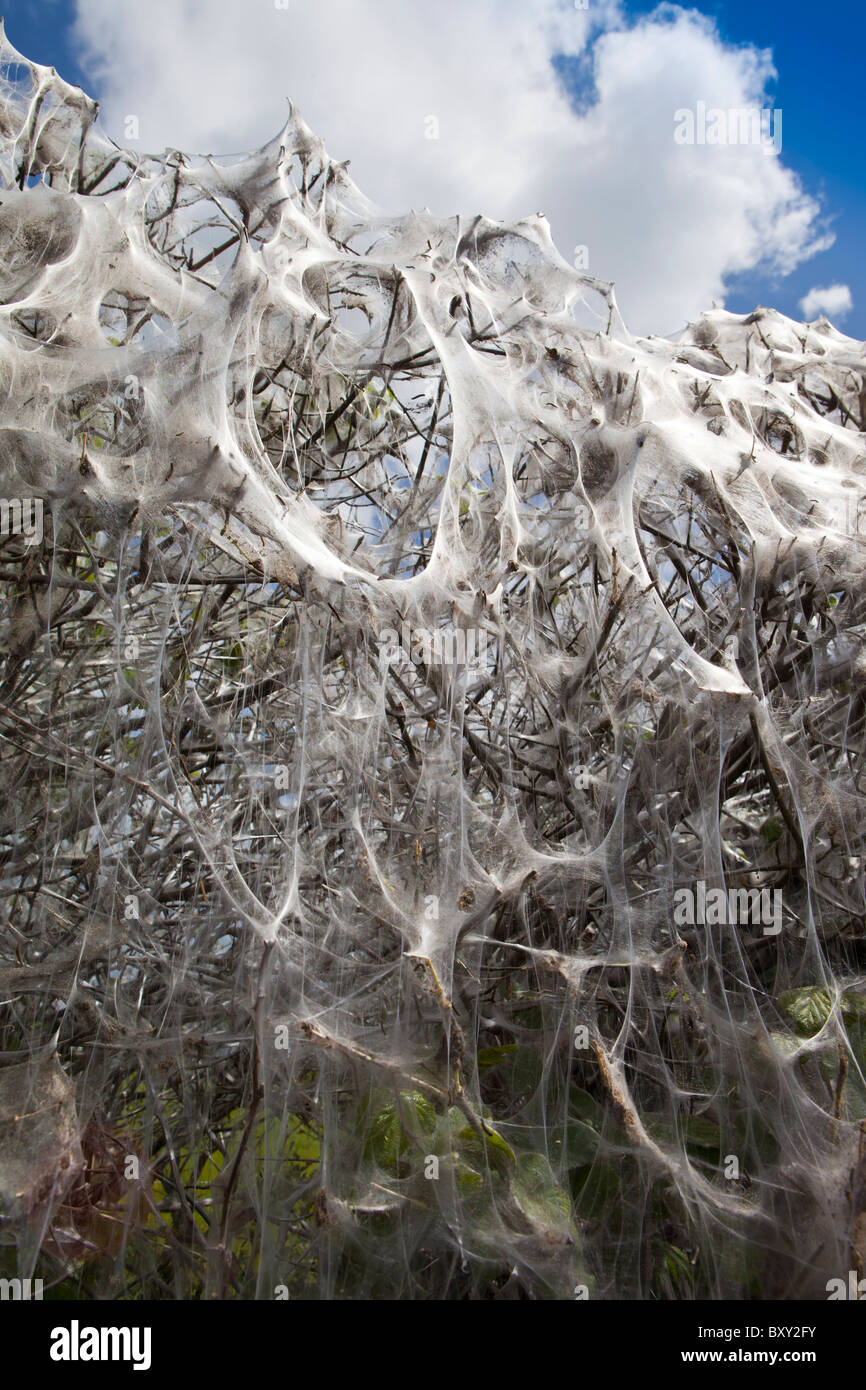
[69,0,832,334]
[799,283,852,323]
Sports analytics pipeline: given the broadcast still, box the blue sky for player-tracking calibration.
[622,0,865,334]
[3,2,86,85]
[4,0,862,340]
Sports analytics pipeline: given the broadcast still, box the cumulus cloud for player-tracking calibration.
[68,0,832,334]
[799,284,853,324]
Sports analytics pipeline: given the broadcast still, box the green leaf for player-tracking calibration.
[365,1091,437,1175]
[842,990,866,1022]
[455,1162,484,1193]
[452,1107,516,1168]
[511,1152,574,1236]
[682,1117,722,1155]
[477,1044,518,1071]
[502,1045,543,1097]
[222,641,244,673]
[557,1119,599,1167]
[478,1120,516,1164]
[568,1086,603,1127]
[661,1242,695,1294]
[778,987,833,1036]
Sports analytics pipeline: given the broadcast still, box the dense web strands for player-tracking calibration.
[1,29,866,1302]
